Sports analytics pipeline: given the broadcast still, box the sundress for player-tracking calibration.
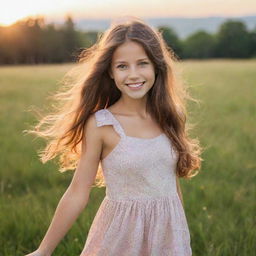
[80,108,192,256]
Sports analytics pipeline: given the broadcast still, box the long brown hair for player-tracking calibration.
[24,17,202,187]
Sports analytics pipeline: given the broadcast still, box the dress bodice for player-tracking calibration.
[95,109,179,201]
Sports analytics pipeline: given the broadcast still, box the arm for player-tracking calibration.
[25,114,103,256]
[176,174,184,207]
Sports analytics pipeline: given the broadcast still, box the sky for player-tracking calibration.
[1,0,256,26]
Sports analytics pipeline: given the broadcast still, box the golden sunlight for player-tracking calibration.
[0,1,40,26]
[0,0,71,26]
[1,0,255,27]
[0,12,30,26]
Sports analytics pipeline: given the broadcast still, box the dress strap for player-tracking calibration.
[95,109,126,138]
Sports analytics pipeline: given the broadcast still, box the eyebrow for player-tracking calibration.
[114,58,149,64]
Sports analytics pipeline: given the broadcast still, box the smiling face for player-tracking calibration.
[109,40,156,100]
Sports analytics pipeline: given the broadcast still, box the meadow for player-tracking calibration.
[0,60,255,255]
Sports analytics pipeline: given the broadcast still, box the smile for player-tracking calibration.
[126,81,145,88]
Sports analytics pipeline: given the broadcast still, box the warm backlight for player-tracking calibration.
[0,1,68,26]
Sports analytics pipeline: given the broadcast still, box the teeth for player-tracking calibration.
[127,82,144,88]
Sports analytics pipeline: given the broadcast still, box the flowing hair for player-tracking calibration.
[24,16,203,188]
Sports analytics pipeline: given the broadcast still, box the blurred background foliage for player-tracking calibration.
[0,15,256,65]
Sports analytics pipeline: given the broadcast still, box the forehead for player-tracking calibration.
[112,41,149,63]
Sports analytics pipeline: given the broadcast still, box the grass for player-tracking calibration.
[0,60,255,255]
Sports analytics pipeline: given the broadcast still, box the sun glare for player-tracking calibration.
[0,0,71,27]
[0,13,30,26]
[0,2,41,26]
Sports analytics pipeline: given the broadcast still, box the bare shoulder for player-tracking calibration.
[81,112,104,162]
[84,113,103,141]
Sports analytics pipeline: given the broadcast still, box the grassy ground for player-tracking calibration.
[0,60,255,255]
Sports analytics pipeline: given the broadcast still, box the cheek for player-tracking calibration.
[114,72,126,83]
[145,68,156,79]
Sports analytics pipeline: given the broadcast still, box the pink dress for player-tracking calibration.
[80,109,192,256]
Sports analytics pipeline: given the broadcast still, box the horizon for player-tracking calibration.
[1,0,256,26]
[1,13,256,28]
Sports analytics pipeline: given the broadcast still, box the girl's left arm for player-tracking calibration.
[176,175,184,207]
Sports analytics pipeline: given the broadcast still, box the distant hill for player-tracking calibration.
[72,15,256,39]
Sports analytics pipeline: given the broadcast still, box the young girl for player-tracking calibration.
[25,16,202,256]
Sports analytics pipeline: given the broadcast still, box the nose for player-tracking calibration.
[127,65,140,80]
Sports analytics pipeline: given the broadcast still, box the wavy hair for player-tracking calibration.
[24,16,203,187]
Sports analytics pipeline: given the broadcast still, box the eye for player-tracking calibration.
[140,61,149,65]
[117,64,126,69]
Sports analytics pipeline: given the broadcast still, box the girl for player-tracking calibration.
[25,16,202,256]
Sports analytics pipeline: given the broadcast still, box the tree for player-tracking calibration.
[249,27,256,57]
[183,30,216,59]
[24,17,45,63]
[42,23,66,63]
[158,26,183,59]
[62,15,81,61]
[215,20,251,58]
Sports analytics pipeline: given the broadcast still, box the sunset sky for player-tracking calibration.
[1,0,256,26]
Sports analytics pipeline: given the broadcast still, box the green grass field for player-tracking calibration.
[0,60,255,255]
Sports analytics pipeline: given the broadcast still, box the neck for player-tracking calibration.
[117,95,149,116]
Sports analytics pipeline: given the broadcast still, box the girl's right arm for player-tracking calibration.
[25,114,103,256]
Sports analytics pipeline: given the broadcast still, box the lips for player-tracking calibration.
[126,81,145,85]
[125,81,145,88]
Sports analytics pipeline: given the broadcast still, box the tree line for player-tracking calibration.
[0,15,256,64]
[160,21,256,59]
